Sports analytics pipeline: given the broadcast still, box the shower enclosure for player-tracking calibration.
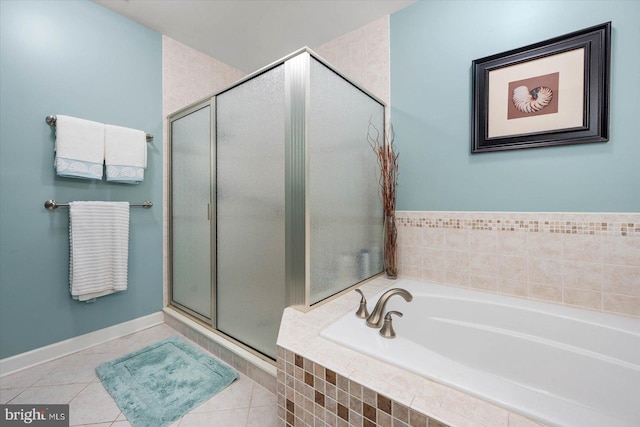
[169,49,385,360]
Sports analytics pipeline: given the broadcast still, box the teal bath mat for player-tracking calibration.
[96,335,238,427]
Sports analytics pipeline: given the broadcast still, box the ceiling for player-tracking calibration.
[93,0,415,73]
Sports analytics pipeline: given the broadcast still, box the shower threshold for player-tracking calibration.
[162,306,276,393]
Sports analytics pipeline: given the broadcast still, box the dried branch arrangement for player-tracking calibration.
[368,119,399,278]
[367,120,399,216]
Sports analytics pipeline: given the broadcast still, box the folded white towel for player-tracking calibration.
[55,115,105,180]
[69,201,130,301]
[104,124,146,184]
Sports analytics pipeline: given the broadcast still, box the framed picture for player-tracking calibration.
[472,22,611,153]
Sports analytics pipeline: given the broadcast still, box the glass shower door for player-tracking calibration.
[169,50,385,360]
[216,65,286,359]
[307,58,385,303]
[170,103,213,321]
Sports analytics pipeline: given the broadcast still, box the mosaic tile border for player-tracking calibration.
[395,211,640,318]
[277,347,448,427]
[396,213,640,237]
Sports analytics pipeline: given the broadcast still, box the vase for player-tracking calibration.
[384,213,398,279]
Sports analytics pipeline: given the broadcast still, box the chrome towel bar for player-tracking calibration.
[44,200,153,210]
[46,115,153,142]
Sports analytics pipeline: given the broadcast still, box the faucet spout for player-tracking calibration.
[366,288,412,328]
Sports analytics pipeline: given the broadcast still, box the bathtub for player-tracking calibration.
[320,279,640,427]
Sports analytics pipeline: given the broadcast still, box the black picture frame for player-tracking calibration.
[471,22,611,153]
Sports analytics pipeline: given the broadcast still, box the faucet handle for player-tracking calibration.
[354,289,369,319]
[380,311,403,338]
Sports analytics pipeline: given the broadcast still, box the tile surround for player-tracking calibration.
[314,16,390,107]
[276,276,545,427]
[397,211,640,317]
[277,347,446,427]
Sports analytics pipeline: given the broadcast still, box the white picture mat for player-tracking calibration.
[487,48,585,138]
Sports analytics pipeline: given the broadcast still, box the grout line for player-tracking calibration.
[4,388,27,404]
[9,326,275,426]
[246,380,256,409]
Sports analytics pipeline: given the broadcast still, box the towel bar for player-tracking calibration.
[44,200,153,210]
[46,115,153,142]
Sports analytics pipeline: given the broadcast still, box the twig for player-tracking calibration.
[367,119,399,216]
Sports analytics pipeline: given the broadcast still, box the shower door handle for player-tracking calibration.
[207,203,211,221]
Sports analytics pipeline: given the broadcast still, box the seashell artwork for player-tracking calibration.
[512,86,553,113]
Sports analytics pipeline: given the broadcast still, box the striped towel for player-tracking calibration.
[69,201,130,301]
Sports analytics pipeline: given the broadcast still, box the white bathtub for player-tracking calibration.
[320,279,640,427]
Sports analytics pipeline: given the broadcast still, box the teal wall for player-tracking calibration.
[390,1,640,212]
[0,1,163,358]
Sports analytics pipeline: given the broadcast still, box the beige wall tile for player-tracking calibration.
[603,293,640,316]
[445,271,469,288]
[602,236,640,266]
[529,283,562,303]
[498,256,528,281]
[423,228,445,249]
[603,265,640,296]
[469,252,499,277]
[562,261,602,291]
[402,226,423,248]
[469,275,498,292]
[497,232,528,256]
[563,288,602,310]
[162,36,245,116]
[423,269,446,284]
[445,250,469,273]
[422,248,445,271]
[497,279,528,297]
[529,258,562,286]
[314,16,390,105]
[469,230,498,254]
[562,234,602,264]
[528,233,562,259]
[397,211,639,318]
[400,265,421,280]
[445,229,469,251]
[402,246,422,267]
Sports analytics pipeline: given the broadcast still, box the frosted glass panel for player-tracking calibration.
[308,58,384,303]
[170,105,212,319]
[216,65,285,359]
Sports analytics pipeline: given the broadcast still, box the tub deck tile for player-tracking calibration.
[441,389,509,427]
[276,277,546,427]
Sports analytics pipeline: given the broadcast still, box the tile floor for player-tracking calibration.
[0,324,278,426]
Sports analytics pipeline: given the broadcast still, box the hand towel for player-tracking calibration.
[55,115,105,180]
[69,201,130,301]
[104,124,147,184]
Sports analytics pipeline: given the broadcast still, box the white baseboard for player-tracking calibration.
[0,312,164,377]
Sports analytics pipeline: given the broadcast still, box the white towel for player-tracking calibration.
[55,115,105,180]
[104,124,147,184]
[69,201,130,301]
